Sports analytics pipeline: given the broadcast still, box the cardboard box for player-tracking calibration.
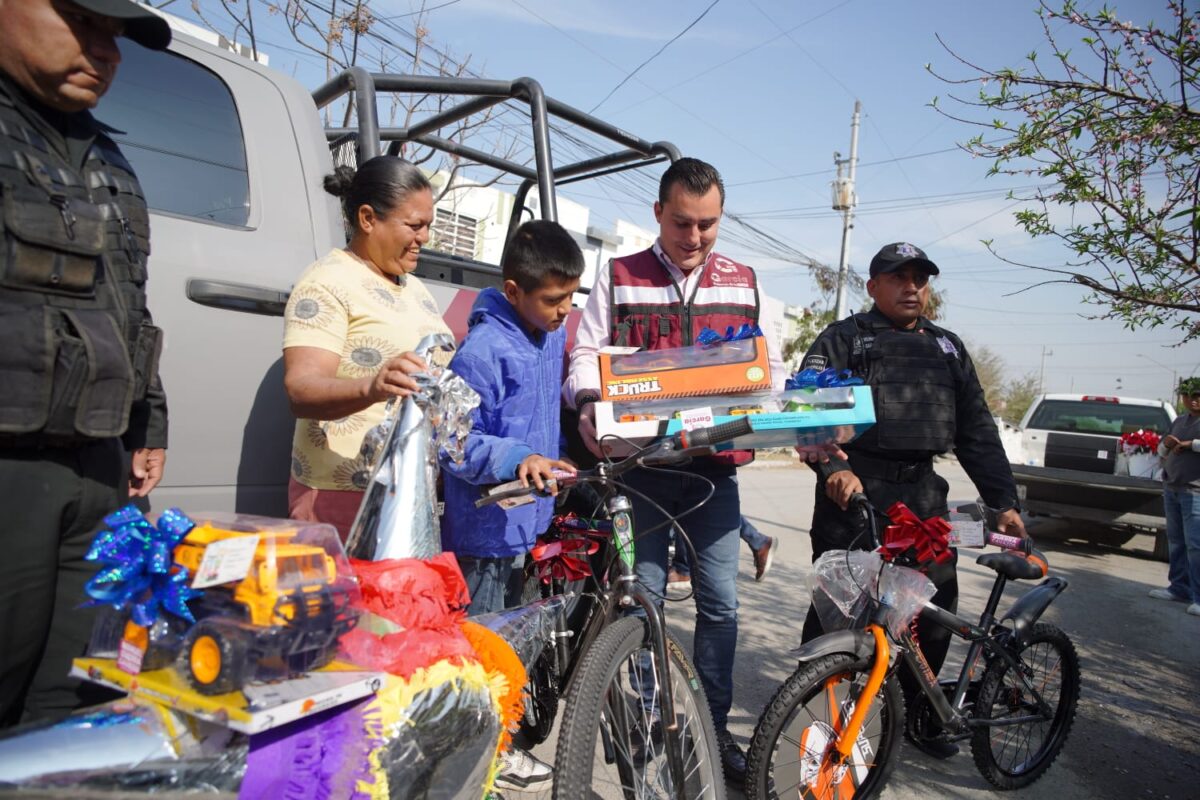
[71,657,384,734]
[598,337,771,401]
[594,387,876,457]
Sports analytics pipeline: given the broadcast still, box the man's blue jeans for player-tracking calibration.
[1162,488,1200,603]
[673,516,769,575]
[457,554,526,616]
[625,462,741,731]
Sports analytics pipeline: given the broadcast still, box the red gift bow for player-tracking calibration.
[530,515,601,583]
[879,502,954,566]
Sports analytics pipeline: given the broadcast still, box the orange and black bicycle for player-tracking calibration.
[745,494,1079,799]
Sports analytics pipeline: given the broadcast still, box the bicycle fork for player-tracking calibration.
[831,624,890,760]
[610,494,690,798]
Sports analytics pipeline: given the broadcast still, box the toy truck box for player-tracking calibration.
[598,337,772,402]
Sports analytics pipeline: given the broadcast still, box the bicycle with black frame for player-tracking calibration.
[477,417,758,800]
[744,493,1079,799]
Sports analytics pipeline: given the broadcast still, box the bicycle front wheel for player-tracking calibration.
[553,616,725,800]
[745,653,903,800]
[970,622,1080,789]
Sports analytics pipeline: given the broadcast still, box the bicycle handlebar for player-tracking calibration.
[848,492,1032,554]
[474,416,755,509]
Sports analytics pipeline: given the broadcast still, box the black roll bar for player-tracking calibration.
[310,70,679,229]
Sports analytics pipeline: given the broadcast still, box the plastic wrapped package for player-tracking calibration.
[346,333,481,562]
[85,510,360,688]
[75,509,380,735]
[241,666,501,800]
[593,386,875,457]
[810,550,881,633]
[0,698,246,793]
[809,550,936,638]
[472,594,569,669]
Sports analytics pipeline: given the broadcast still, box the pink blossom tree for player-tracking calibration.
[931,2,1199,339]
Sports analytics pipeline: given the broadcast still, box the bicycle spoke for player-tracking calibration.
[987,641,1066,773]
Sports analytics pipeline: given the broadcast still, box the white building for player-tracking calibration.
[425,175,789,342]
[426,173,656,296]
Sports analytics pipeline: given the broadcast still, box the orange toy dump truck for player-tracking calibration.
[122,523,357,695]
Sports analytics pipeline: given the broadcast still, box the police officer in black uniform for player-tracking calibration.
[800,242,1026,757]
[0,0,171,726]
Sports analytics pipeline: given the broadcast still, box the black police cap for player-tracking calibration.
[868,242,940,279]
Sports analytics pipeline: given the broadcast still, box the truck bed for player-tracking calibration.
[1012,463,1165,531]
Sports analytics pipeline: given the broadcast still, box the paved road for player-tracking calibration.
[519,458,1200,800]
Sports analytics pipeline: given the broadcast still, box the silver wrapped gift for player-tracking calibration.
[346,333,479,561]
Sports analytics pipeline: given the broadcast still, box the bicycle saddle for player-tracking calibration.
[977,549,1048,580]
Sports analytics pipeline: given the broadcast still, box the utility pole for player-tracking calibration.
[1039,346,1054,393]
[832,100,861,320]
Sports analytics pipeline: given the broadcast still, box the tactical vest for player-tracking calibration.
[609,248,761,467]
[608,248,760,349]
[0,85,161,442]
[854,316,957,452]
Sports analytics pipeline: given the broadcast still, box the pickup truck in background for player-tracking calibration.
[1005,393,1175,560]
[95,15,677,516]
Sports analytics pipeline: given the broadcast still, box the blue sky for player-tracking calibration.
[175,0,1198,401]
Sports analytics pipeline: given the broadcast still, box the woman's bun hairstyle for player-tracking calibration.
[322,156,432,232]
[322,165,357,199]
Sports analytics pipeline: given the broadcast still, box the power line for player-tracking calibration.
[607,0,857,118]
[587,0,722,113]
[726,146,968,187]
[378,0,463,20]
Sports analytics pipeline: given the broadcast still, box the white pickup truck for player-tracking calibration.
[97,16,677,516]
[1006,393,1175,559]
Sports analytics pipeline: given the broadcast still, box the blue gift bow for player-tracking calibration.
[696,324,763,347]
[785,367,864,390]
[84,505,201,626]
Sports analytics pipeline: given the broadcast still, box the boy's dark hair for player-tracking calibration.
[659,157,725,207]
[503,220,585,291]
[323,155,431,230]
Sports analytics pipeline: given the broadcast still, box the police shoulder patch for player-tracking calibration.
[803,354,828,371]
[936,335,959,358]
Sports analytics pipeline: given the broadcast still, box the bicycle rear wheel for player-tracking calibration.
[970,622,1079,789]
[745,653,903,800]
[553,616,725,800]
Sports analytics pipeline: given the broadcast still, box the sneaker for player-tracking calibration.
[1188,603,1200,616]
[904,730,959,760]
[715,729,747,784]
[754,536,779,582]
[1148,587,1189,602]
[494,748,553,790]
[666,568,691,592]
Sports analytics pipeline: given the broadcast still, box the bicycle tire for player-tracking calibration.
[970,622,1080,789]
[745,653,903,800]
[553,616,726,800]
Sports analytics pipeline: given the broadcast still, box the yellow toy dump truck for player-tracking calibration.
[123,523,357,695]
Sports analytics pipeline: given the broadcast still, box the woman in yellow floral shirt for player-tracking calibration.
[282,156,450,539]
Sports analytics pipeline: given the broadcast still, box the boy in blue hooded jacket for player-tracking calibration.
[440,220,584,617]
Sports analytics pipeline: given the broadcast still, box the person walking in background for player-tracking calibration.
[0,0,172,727]
[1148,378,1200,617]
[439,220,583,790]
[668,516,779,590]
[282,156,450,540]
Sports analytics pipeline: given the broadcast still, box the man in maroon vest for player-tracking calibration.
[564,157,785,784]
